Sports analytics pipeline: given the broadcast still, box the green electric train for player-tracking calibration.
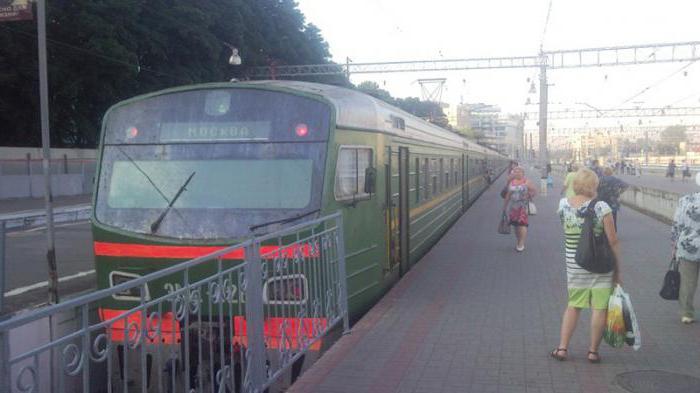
[91,80,507,384]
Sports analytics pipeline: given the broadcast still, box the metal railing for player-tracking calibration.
[0,204,91,230]
[0,205,92,314]
[0,212,348,393]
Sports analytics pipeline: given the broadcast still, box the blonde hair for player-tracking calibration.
[603,167,613,176]
[573,168,599,198]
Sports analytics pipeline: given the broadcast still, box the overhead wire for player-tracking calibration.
[616,60,698,108]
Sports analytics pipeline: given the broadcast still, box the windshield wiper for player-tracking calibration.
[249,209,321,232]
[116,146,171,204]
[150,171,196,234]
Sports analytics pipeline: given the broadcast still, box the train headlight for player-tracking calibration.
[295,123,309,137]
[262,274,308,305]
[109,271,151,301]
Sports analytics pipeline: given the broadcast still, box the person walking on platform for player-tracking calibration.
[590,159,603,177]
[500,160,519,198]
[682,160,691,183]
[551,168,622,363]
[667,160,677,181]
[502,166,537,252]
[597,167,628,231]
[671,179,700,324]
[561,164,578,198]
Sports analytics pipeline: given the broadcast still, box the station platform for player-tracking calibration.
[289,173,700,393]
[617,172,697,195]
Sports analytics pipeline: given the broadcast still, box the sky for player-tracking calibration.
[295,0,700,132]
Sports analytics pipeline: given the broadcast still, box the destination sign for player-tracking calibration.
[159,121,272,142]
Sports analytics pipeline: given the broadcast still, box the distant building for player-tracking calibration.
[462,103,523,158]
[443,104,458,128]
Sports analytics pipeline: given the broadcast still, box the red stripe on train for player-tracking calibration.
[93,242,318,260]
[99,308,182,344]
[98,308,325,350]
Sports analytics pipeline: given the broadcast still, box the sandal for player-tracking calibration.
[587,351,601,364]
[550,348,567,361]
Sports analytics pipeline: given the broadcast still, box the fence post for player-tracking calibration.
[0,211,5,393]
[243,241,266,392]
[26,153,32,198]
[0,327,8,393]
[0,255,8,393]
[335,214,350,334]
[0,221,5,315]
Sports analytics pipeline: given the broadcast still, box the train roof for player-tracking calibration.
[238,80,501,156]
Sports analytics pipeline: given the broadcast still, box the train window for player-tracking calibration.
[453,159,459,187]
[439,159,444,192]
[415,157,420,203]
[449,159,454,188]
[423,158,429,200]
[430,159,438,196]
[390,115,405,130]
[334,146,373,202]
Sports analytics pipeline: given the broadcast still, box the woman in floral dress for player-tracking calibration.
[551,168,622,363]
[502,166,537,251]
[671,184,700,324]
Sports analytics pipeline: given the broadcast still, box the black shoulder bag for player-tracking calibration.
[575,199,615,274]
[659,258,680,300]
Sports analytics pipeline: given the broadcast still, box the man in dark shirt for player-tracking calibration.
[590,159,603,177]
[667,160,677,181]
[597,167,628,230]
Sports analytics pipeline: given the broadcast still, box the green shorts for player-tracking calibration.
[568,287,613,310]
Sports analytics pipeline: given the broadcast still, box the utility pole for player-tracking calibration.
[538,54,549,181]
[345,57,351,81]
[645,130,650,165]
[38,0,59,304]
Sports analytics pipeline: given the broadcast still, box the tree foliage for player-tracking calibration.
[355,80,450,129]
[657,125,687,154]
[0,0,342,147]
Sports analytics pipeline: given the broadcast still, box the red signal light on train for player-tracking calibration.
[126,126,139,139]
[295,123,309,137]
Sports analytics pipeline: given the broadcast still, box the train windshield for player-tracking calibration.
[95,88,331,240]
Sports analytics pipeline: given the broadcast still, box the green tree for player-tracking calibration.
[0,0,342,147]
[394,97,446,125]
[357,81,395,104]
[657,125,687,154]
[354,80,449,128]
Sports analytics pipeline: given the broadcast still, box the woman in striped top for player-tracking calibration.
[551,168,622,363]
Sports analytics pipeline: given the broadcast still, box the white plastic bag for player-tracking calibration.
[528,201,537,215]
[620,287,641,350]
[603,285,626,348]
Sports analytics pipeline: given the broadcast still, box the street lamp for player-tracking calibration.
[225,44,242,65]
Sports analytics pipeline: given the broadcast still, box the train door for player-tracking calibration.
[385,146,410,276]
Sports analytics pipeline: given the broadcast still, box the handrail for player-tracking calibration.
[0,212,341,331]
[0,204,91,230]
[0,212,348,393]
